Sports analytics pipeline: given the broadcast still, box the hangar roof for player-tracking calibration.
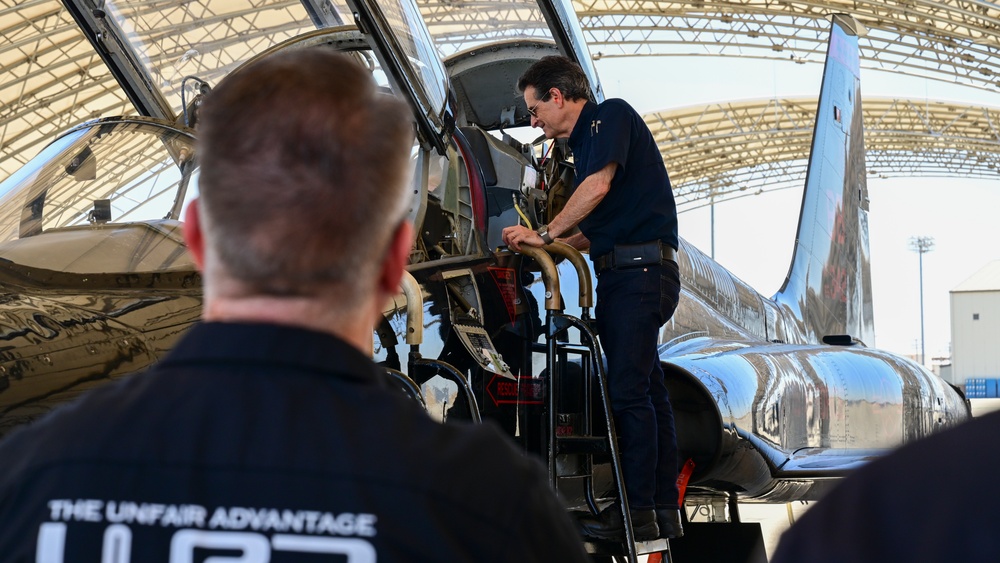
[1,0,999,207]
[953,260,1000,293]
[657,96,1000,210]
[425,0,1000,94]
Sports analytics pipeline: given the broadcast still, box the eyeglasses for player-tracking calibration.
[526,90,552,118]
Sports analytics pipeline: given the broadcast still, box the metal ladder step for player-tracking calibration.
[583,538,672,559]
[556,435,608,455]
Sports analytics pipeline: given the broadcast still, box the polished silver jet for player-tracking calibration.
[0,1,969,561]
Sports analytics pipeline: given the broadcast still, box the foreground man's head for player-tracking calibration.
[184,49,415,349]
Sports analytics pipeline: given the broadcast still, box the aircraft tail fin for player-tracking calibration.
[773,15,874,345]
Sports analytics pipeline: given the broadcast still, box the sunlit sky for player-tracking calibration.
[595,55,1000,365]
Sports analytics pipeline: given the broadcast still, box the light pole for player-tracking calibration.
[709,191,715,259]
[909,236,934,366]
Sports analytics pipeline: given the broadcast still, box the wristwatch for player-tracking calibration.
[536,225,554,244]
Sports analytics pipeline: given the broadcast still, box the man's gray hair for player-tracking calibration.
[517,55,593,102]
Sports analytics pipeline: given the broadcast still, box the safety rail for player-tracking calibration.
[543,241,593,310]
[398,271,482,423]
[383,367,426,408]
[516,245,561,311]
[400,270,424,346]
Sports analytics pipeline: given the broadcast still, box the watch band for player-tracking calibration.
[537,225,554,244]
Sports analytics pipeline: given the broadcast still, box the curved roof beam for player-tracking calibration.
[2,0,1000,182]
[419,2,1000,92]
[651,96,1000,211]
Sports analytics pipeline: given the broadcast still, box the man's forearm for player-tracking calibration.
[559,231,590,251]
[547,162,615,238]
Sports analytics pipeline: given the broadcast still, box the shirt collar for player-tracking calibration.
[161,322,382,384]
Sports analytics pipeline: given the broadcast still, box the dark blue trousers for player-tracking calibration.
[595,260,681,510]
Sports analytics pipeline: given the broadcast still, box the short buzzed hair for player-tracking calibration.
[517,55,593,102]
[196,49,414,299]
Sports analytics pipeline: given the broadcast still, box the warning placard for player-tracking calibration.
[485,373,546,407]
[487,266,517,325]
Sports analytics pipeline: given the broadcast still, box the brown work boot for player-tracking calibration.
[577,505,659,542]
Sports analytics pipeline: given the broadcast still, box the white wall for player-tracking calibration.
[950,290,1000,384]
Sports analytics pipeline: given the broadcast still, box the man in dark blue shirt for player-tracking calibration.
[0,49,589,562]
[502,55,682,542]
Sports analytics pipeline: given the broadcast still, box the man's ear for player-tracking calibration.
[551,87,564,107]
[377,221,413,297]
[182,198,206,271]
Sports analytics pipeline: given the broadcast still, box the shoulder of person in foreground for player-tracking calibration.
[772,410,1000,563]
[0,368,165,557]
[0,366,156,475]
[410,416,588,562]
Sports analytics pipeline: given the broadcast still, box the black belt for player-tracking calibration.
[593,241,677,274]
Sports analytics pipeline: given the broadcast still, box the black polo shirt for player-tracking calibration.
[568,99,678,258]
[0,322,588,563]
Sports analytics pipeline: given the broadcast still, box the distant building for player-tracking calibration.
[933,358,952,381]
[950,260,1000,388]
